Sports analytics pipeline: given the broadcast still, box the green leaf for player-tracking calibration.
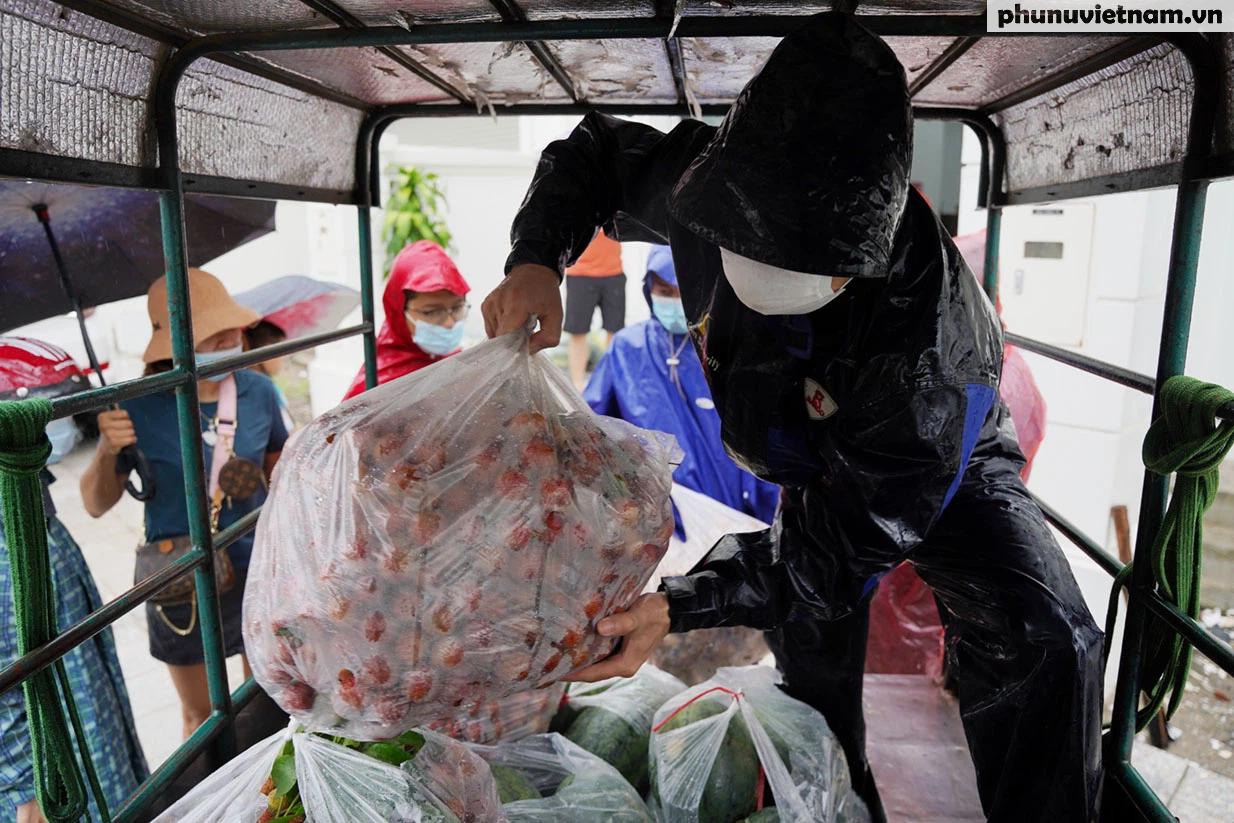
[394,729,426,752]
[361,741,417,766]
[272,753,298,796]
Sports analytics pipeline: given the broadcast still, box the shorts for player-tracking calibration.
[147,563,248,667]
[564,273,626,335]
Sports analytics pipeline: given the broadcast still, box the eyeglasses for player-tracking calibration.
[407,303,471,325]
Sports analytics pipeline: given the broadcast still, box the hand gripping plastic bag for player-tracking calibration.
[649,666,868,823]
[553,664,685,791]
[245,328,679,739]
[647,486,772,685]
[429,683,565,745]
[475,732,656,822]
[153,725,504,823]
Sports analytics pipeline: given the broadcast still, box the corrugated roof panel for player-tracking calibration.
[518,0,656,19]
[680,36,776,101]
[996,43,1192,194]
[175,58,363,190]
[888,36,957,88]
[403,40,572,105]
[547,38,675,101]
[255,46,456,105]
[88,0,326,35]
[2,0,164,168]
[913,36,1133,108]
[330,0,500,26]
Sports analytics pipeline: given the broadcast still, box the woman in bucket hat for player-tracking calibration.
[80,269,289,741]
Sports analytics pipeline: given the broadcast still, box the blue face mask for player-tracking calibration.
[412,317,465,357]
[45,417,80,466]
[195,344,243,382]
[651,295,689,335]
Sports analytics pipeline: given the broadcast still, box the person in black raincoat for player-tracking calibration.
[482,12,1103,822]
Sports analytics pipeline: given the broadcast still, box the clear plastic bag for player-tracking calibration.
[475,732,655,822]
[151,730,282,823]
[246,329,679,739]
[153,726,503,823]
[649,666,868,823]
[429,683,565,744]
[555,664,685,791]
[648,486,772,685]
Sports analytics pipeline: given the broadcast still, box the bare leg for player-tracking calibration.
[567,333,589,391]
[605,331,616,349]
[166,662,213,741]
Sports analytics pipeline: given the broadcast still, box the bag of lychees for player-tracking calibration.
[245,327,679,740]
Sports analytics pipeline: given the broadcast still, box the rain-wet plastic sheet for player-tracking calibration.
[649,666,868,823]
[245,327,678,740]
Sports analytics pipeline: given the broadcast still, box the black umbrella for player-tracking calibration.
[0,180,276,331]
[0,180,276,499]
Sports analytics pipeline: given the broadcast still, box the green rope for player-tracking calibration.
[0,398,110,823]
[1104,376,1234,731]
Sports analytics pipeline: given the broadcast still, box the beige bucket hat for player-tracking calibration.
[143,268,261,363]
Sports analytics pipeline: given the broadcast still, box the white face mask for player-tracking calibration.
[719,247,848,316]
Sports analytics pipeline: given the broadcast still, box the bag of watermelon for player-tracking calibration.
[246,328,679,740]
[647,486,772,685]
[552,664,685,792]
[649,666,868,823]
[475,732,655,822]
[153,725,504,823]
[429,683,565,744]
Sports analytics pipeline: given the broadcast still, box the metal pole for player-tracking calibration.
[982,207,1001,301]
[1106,34,1218,817]
[33,205,105,378]
[154,77,235,771]
[357,206,379,391]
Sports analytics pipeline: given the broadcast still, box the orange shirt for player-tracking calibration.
[566,233,623,278]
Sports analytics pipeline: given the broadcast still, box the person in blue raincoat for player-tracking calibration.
[584,245,779,527]
[482,12,1102,822]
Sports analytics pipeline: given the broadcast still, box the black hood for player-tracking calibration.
[669,12,912,279]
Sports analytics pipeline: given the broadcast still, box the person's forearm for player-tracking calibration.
[80,443,125,518]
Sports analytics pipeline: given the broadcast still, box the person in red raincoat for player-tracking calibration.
[343,240,471,399]
[865,228,1048,677]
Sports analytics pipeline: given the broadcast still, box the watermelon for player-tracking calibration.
[651,701,761,823]
[550,681,613,734]
[564,706,650,792]
[492,763,541,803]
[740,810,780,823]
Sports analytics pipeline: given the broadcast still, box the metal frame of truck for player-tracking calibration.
[1,3,1232,820]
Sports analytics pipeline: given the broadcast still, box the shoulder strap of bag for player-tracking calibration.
[208,374,238,506]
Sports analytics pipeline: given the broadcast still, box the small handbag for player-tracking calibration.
[136,375,244,634]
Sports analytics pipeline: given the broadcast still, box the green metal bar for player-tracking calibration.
[156,87,236,761]
[0,550,206,694]
[1142,590,1234,675]
[214,508,262,553]
[1032,495,1124,578]
[1110,763,1178,823]
[112,709,230,823]
[195,322,372,380]
[49,369,188,421]
[982,207,1001,301]
[358,207,379,390]
[1107,33,1219,785]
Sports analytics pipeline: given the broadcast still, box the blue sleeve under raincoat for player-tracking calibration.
[583,246,780,528]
